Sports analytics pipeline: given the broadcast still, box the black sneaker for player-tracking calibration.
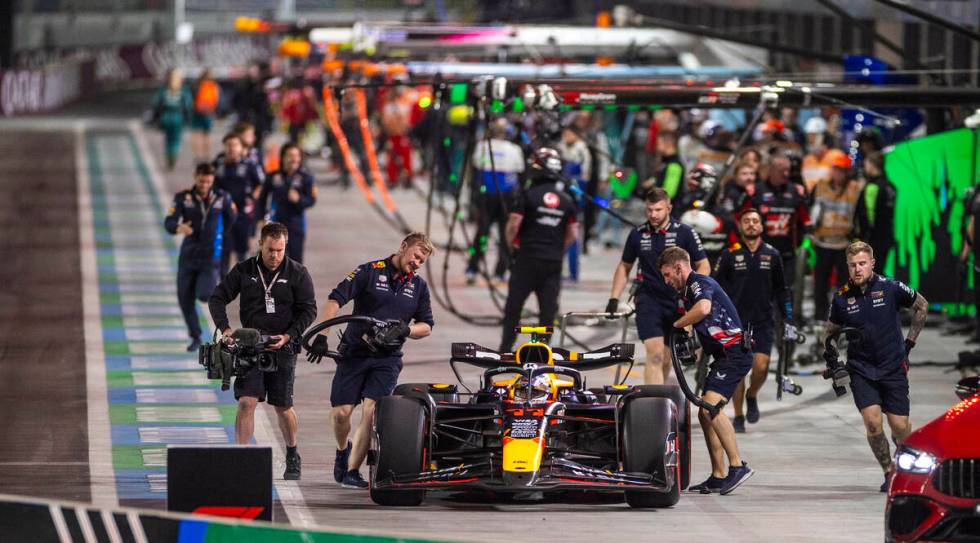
[746,396,760,424]
[187,337,201,352]
[720,463,755,495]
[688,475,726,494]
[733,416,746,434]
[342,469,369,489]
[334,441,351,483]
[284,451,301,480]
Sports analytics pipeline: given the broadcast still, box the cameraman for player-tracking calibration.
[822,241,928,492]
[309,232,435,489]
[208,221,317,480]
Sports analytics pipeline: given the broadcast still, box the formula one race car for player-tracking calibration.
[367,327,692,508]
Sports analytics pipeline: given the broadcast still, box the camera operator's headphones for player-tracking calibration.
[301,315,406,363]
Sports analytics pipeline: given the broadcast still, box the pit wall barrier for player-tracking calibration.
[0,494,449,543]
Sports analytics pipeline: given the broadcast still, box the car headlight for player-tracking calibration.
[896,446,937,474]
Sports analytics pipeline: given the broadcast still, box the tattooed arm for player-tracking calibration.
[906,293,928,344]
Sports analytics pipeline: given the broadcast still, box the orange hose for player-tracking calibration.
[354,88,398,214]
[321,87,375,204]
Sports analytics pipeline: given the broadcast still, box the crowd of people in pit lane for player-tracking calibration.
[155,62,930,494]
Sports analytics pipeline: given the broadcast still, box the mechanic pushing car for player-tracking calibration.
[660,246,754,495]
[164,162,237,352]
[498,147,578,352]
[607,187,709,384]
[822,241,928,492]
[307,232,435,489]
[208,221,317,480]
[713,208,796,432]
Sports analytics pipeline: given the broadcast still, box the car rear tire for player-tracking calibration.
[370,396,427,506]
[630,385,691,489]
[622,397,681,508]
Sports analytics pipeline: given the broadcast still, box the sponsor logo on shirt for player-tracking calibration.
[543,192,560,209]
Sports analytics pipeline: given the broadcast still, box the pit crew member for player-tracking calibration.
[607,188,709,384]
[310,232,435,489]
[822,241,928,492]
[164,163,236,351]
[660,246,755,495]
[713,208,794,432]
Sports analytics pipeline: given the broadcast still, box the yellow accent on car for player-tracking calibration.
[518,326,550,335]
[431,383,450,389]
[503,437,544,472]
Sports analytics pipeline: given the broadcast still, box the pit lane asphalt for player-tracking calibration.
[0,107,971,542]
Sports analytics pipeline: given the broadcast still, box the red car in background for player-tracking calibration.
[885,376,980,542]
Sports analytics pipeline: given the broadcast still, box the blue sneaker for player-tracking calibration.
[746,396,760,424]
[720,462,755,495]
[689,475,726,494]
[342,469,369,489]
[334,442,351,484]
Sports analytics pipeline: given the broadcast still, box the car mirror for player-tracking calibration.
[954,376,979,400]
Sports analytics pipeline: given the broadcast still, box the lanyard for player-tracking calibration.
[195,190,215,221]
[256,258,281,298]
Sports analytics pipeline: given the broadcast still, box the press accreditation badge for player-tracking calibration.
[265,294,276,314]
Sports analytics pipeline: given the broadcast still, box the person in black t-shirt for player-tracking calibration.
[499,147,578,352]
[208,222,317,480]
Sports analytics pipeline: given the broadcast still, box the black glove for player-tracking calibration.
[371,320,411,350]
[604,298,619,319]
[823,345,839,368]
[831,366,851,389]
[904,338,915,355]
[306,335,328,364]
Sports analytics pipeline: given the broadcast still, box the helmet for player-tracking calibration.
[687,163,718,193]
[804,116,828,134]
[698,120,721,141]
[826,149,852,169]
[511,374,552,404]
[531,147,563,174]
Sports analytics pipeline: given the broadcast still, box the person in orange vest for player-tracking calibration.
[191,69,221,163]
[811,152,864,323]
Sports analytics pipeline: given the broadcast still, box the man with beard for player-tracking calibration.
[713,209,795,432]
[607,188,709,384]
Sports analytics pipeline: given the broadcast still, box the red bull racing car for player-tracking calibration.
[366,327,692,507]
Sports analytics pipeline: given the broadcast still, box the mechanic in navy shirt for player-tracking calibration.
[660,246,755,495]
[713,208,795,432]
[257,143,317,263]
[213,133,264,277]
[310,232,435,489]
[499,147,578,352]
[606,187,709,384]
[823,241,928,491]
[164,163,236,351]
